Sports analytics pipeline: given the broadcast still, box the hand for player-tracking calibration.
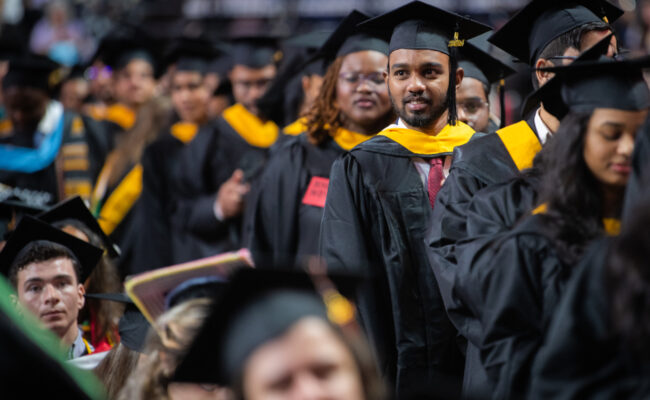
[215,170,250,220]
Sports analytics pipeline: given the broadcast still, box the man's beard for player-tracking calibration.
[389,86,448,128]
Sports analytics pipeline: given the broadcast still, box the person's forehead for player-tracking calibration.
[458,77,487,97]
[18,257,76,282]
[388,48,449,65]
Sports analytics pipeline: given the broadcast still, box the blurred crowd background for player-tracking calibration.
[2,0,650,126]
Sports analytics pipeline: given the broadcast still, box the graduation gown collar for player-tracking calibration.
[331,127,374,151]
[222,103,279,148]
[170,121,199,144]
[358,121,475,157]
[282,117,308,136]
[105,103,136,131]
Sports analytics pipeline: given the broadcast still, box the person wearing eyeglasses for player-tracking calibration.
[456,35,515,133]
[171,35,281,261]
[246,11,395,269]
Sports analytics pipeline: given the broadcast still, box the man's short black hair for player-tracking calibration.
[8,241,82,287]
[532,21,611,89]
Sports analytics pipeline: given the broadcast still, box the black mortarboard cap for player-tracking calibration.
[228,35,282,69]
[528,36,650,120]
[488,0,623,65]
[0,24,26,60]
[173,268,359,385]
[163,36,223,74]
[36,196,120,258]
[95,24,163,77]
[359,1,491,55]
[3,53,61,92]
[84,292,151,353]
[460,33,516,86]
[0,216,102,283]
[318,10,389,62]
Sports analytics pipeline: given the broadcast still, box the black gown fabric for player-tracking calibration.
[456,213,595,400]
[130,122,204,273]
[173,115,272,260]
[320,129,475,397]
[622,124,650,219]
[529,239,650,400]
[247,134,345,269]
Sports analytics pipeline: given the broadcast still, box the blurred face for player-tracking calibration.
[4,86,49,134]
[583,108,647,187]
[243,318,365,400]
[229,64,276,116]
[60,78,90,112]
[336,50,392,134]
[386,49,461,132]
[113,58,156,109]
[171,71,210,124]
[16,258,84,340]
[88,61,113,103]
[456,77,489,132]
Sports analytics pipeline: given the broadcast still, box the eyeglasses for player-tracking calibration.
[457,99,488,114]
[339,72,385,87]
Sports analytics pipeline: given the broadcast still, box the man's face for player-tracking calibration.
[3,86,49,134]
[229,64,276,116]
[113,58,156,109]
[60,78,90,113]
[16,257,84,339]
[88,61,113,103]
[171,71,210,124]
[456,77,490,132]
[386,49,456,130]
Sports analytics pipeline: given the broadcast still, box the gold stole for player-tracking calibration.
[222,104,279,148]
[331,127,374,151]
[170,122,199,144]
[378,121,475,154]
[104,103,136,131]
[283,117,308,136]
[496,120,542,171]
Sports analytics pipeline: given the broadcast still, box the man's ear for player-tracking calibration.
[77,283,85,310]
[455,66,464,89]
[535,58,555,87]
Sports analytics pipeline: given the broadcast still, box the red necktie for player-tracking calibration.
[427,157,444,209]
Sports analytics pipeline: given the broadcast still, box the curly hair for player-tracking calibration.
[536,110,609,265]
[304,57,345,146]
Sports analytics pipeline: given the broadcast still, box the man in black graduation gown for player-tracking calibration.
[172,36,280,259]
[131,36,220,272]
[426,0,622,258]
[0,53,105,219]
[319,2,490,396]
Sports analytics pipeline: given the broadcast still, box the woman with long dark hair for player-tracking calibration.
[469,57,650,399]
[246,11,395,269]
[530,150,650,399]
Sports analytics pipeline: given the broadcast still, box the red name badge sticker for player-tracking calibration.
[302,176,330,208]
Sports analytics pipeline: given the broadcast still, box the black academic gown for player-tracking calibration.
[320,123,475,397]
[130,122,204,273]
[173,106,275,260]
[247,134,347,268]
[459,213,614,400]
[529,239,650,400]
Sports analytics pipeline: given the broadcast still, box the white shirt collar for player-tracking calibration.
[534,108,552,145]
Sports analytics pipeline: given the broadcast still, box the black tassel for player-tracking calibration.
[447,45,458,126]
[499,78,506,128]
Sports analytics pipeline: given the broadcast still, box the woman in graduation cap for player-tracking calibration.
[245,10,395,269]
[529,126,650,400]
[131,36,220,272]
[172,269,386,400]
[455,56,650,399]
